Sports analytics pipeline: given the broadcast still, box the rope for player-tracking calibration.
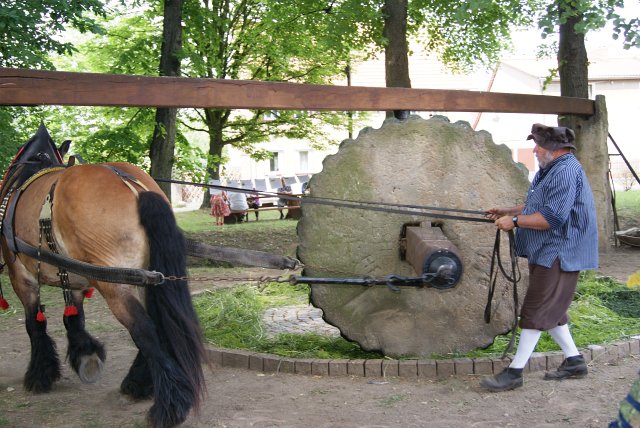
[154,177,493,223]
[484,229,521,358]
[301,196,493,223]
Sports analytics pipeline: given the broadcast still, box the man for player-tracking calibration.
[277,177,292,220]
[480,123,598,392]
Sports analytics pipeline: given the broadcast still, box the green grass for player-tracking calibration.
[614,189,640,209]
[176,208,290,233]
[193,282,384,359]
[614,189,640,229]
[176,208,298,262]
[381,393,408,407]
[194,272,640,360]
[438,272,640,359]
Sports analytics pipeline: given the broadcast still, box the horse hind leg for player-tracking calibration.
[64,290,106,384]
[120,350,153,399]
[104,290,195,427]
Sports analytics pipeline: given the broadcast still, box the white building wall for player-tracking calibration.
[223,138,336,183]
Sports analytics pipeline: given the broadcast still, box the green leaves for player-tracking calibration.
[0,0,106,69]
[538,0,639,49]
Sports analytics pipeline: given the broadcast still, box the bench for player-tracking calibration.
[225,204,301,223]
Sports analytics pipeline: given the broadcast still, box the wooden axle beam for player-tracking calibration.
[0,68,594,115]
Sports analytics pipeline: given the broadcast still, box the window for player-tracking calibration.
[299,151,308,171]
[269,152,280,172]
[264,111,278,121]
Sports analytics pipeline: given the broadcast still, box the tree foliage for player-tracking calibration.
[410,0,537,72]
[180,0,371,182]
[0,0,108,171]
[0,0,106,69]
[2,0,637,179]
[331,0,537,74]
[50,8,206,181]
[538,0,640,49]
[533,1,639,99]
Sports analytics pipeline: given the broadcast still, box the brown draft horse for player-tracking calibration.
[0,125,206,427]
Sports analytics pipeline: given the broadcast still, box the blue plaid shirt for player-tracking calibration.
[515,153,598,271]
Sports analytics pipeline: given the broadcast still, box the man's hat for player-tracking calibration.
[527,123,576,151]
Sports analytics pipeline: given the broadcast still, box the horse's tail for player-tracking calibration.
[137,191,207,415]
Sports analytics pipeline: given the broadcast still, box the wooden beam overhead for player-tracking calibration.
[0,68,594,115]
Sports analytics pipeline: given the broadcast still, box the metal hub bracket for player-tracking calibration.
[422,249,463,289]
[402,223,464,289]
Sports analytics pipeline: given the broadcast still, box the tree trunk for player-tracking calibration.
[382,0,411,119]
[202,109,227,208]
[149,0,182,200]
[557,5,588,99]
[556,4,613,250]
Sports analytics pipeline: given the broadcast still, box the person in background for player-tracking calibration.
[227,188,249,222]
[210,188,230,226]
[246,187,261,221]
[277,177,292,220]
[479,123,598,392]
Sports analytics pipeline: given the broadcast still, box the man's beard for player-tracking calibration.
[538,151,554,168]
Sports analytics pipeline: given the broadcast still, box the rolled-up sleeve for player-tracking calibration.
[538,167,578,229]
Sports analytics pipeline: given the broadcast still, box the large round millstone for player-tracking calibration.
[296,115,531,358]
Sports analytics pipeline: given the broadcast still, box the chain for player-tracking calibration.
[162,271,299,285]
[162,258,382,285]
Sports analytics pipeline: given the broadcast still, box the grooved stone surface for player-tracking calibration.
[297,116,531,357]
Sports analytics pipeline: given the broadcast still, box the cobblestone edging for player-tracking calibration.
[206,335,640,379]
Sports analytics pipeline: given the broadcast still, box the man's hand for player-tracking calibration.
[485,208,505,220]
[495,215,516,231]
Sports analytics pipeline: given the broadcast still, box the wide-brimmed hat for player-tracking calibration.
[527,123,576,151]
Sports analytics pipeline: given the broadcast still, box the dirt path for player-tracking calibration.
[0,246,639,427]
[2,321,639,428]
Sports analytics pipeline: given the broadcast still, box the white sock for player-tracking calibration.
[548,324,580,358]
[509,329,542,369]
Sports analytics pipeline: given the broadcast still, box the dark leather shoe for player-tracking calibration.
[544,355,588,380]
[480,368,523,392]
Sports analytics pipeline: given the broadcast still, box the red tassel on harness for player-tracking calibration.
[36,310,46,322]
[84,288,95,299]
[64,305,78,316]
[0,297,9,310]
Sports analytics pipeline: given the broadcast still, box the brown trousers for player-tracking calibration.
[519,259,579,331]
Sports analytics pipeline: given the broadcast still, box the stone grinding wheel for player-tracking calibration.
[296,116,532,358]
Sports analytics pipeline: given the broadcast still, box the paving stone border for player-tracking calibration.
[206,335,640,379]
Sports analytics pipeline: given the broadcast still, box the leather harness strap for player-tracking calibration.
[100,164,149,196]
[2,167,65,254]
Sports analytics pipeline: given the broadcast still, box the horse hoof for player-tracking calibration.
[78,354,104,384]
